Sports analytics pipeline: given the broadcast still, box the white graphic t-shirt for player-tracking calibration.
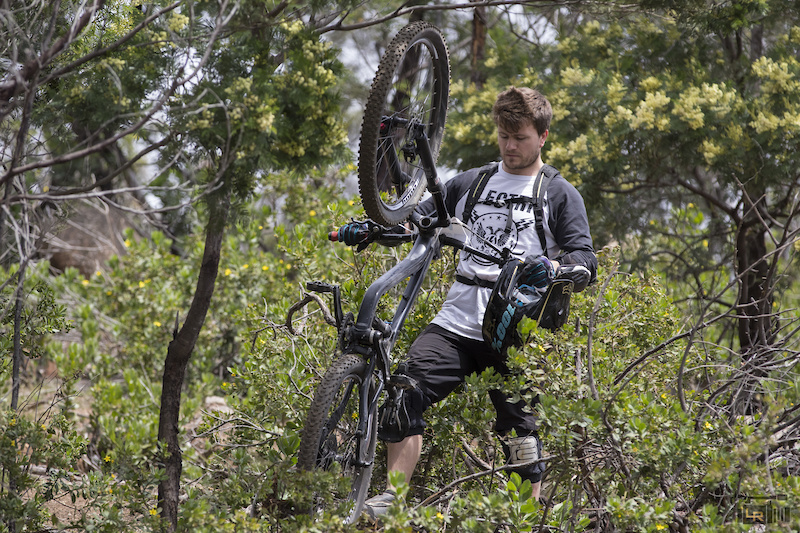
[432,165,558,340]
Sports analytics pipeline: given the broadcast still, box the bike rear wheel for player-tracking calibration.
[358,21,450,226]
[297,353,378,523]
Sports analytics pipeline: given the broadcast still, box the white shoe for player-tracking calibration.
[363,490,396,520]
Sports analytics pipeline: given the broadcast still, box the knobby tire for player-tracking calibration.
[297,353,378,524]
[358,21,450,226]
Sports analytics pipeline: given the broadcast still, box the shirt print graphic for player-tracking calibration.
[466,189,538,266]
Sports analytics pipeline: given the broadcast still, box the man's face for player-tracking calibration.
[497,122,548,175]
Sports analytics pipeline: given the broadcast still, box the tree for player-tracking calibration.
[1,0,348,529]
[442,0,800,395]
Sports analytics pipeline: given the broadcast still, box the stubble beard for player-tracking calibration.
[502,148,540,174]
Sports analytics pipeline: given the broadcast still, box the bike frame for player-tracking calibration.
[326,123,505,469]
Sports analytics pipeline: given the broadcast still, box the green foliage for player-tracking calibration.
[5,3,800,532]
[6,185,800,531]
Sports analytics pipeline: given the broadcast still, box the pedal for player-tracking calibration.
[388,374,418,390]
[306,281,337,294]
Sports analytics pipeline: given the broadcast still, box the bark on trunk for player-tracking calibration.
[470,2,487,88]
[736,221,771,353]
[156,189,230,531]
[730,213,773,416]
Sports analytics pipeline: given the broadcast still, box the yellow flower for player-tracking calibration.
[167,12,189,32]
[631,91,671,131]
[104,455,112,463]
[262,265,269,271]
[154,321,162,327]
[150,508,158,516]
[224,268,232,276]
[309,210,317,217]
[700,140,724,164]
[437,512,444,520]
[138,281,146,288]
[9,418,15,426]
[242,264,249,269]
[704,421,712,430]
[124,239,131,247]
[82,279,89,286]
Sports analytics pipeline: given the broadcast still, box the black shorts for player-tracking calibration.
[401,324,540,438]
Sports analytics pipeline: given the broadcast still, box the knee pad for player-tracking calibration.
[502,434,544,482]
[378,371,426,442]
[377,387,411,443]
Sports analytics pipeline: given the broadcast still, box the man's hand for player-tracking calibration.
[336,221,371,247]
[522,255,555,289]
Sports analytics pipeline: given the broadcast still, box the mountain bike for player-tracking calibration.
[294,21,581,523]
[293,21,470,523]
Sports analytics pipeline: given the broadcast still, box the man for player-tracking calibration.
[354,87,597,518]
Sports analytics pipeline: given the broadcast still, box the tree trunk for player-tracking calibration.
[730,210,773,416]
[470,2,487,88]
[156,188,230,531]
[736,220,771,353]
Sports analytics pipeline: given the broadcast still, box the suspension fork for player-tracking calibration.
[353,350,384,467]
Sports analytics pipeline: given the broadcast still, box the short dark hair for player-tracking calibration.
[492,87,552,135]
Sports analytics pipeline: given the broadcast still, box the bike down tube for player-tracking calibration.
[352,230,438,345]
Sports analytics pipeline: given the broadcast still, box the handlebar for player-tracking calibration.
[329,222,415,247]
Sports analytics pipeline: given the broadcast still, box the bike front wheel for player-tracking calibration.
[297,353,378,523]
[358,21,450,226]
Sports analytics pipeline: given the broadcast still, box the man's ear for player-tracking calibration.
[540,129,549,147]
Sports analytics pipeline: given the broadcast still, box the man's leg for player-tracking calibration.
[365,325,476,519]
[386,434,422,489]
[531,480,541,500]
[490,387,545,501]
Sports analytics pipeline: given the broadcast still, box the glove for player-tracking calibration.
[521,255,555,289]
[337,221,371,247]
[555,264,591,292]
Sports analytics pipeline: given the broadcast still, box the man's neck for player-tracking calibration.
[501,159,544,176]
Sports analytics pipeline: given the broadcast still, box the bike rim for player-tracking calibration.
[374,36,443,213]
[316,373,376,522]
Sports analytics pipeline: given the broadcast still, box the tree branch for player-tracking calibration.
[0,0,107,104]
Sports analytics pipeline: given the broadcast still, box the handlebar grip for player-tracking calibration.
[328,231,340,241]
